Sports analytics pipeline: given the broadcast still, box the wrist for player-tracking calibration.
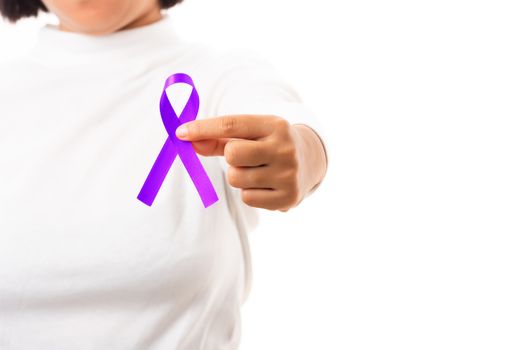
[292,124,328,196]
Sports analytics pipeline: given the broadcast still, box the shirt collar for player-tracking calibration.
[28,13,180,66]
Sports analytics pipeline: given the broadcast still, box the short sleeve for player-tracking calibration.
[211,49,328,196]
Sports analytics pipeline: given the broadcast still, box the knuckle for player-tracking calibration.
[220,117,236,134]
[289,152,299,168]
[278,144,299,165]
[282,168,299,185]
[273,117,291,131]
[277,145,291,157]
[286,183,301,205]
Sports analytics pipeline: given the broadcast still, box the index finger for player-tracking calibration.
[176,115,277,141]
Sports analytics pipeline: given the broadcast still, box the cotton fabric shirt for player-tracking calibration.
[0,14,326,350]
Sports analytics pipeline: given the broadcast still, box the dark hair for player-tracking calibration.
[0,0,184,23]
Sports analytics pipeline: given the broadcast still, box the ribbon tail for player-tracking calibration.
[137,137,177,206]
[177,141,219,208]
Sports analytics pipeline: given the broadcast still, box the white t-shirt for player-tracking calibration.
[0,14,326,350]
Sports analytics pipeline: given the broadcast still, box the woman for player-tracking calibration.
[0,0,328,348]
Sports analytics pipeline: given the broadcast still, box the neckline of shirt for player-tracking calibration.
[27,13,181,66]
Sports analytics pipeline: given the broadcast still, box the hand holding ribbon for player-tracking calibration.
[175,114,327,212]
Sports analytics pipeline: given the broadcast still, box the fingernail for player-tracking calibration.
[176,125,188,139]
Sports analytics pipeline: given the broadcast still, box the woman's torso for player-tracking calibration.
[0,17,256,349]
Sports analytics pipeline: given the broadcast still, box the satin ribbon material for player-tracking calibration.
[137,73,219,208]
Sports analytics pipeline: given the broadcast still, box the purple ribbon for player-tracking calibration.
[137,73,219,208]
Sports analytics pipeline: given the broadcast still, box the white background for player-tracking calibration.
[2,0,524,349]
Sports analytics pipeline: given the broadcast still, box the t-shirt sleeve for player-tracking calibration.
[211,49,329,197]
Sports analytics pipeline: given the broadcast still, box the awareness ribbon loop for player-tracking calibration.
[137,73,219,208]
